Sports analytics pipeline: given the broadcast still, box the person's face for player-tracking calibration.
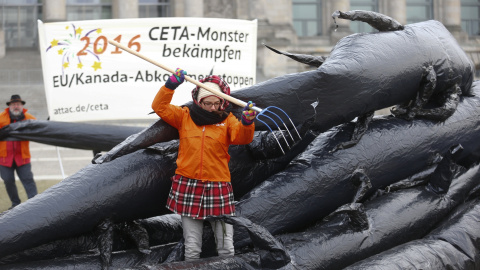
[9,102,23,116]
[200,96,222,113]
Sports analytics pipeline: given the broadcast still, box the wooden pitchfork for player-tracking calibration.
[108,39,301,154]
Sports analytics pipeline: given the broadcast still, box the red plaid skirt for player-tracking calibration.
[166,174,236,219]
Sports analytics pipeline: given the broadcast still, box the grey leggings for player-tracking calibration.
[181,216,234,261]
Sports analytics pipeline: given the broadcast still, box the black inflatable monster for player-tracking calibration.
[0,10,477,270]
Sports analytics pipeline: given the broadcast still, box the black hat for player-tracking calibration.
[6,95,26,106]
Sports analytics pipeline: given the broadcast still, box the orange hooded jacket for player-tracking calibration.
[152,86,255,182]
[0,107,36,164]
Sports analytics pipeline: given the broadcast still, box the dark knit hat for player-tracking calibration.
[7,95,26,105]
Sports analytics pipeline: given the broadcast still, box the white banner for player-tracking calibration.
[38,18,257,122]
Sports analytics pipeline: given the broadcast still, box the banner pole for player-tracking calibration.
[56,147,66,179]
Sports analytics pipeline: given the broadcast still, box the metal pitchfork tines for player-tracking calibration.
[255,106,301,154]
[108,39,301,154]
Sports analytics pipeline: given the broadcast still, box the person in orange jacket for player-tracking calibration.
[0,95,37,210]
[152,68,257,261]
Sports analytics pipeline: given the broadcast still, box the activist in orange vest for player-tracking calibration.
[152,69,256,261]
[0,95,38,210]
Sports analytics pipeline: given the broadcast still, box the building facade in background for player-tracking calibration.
[1,0,479,84]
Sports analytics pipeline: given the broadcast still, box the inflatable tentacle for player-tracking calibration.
[95,218,115,269]
[94,120,178,164]
[416,66,438,110]
[427,144,465,194]
[384,166,437,193]
[330,111,374,153]
[0,215,182,265]
[344,197,480,270]
[351,169,373,203]
[392,66,461,122]
[3,243,177,269]
[323,203,369,231]
[332,10,404,32]
[213,216,291,268]
[263,44,327,68]
[121,220,151,255]
[410,66,439,118]
[392,65,437,120]
[416,84,462,121]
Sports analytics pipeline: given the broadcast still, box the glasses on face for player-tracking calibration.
[202,101,221,107]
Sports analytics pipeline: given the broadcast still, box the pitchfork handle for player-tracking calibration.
[108,39,263,113]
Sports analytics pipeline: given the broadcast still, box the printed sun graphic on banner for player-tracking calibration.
[46,24,103,73]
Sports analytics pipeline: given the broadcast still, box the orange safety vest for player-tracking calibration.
[0,108,36,163]
[152,86,255,182]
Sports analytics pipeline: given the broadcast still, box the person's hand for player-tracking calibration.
[241,101,257,125]
[165,68,187,90]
